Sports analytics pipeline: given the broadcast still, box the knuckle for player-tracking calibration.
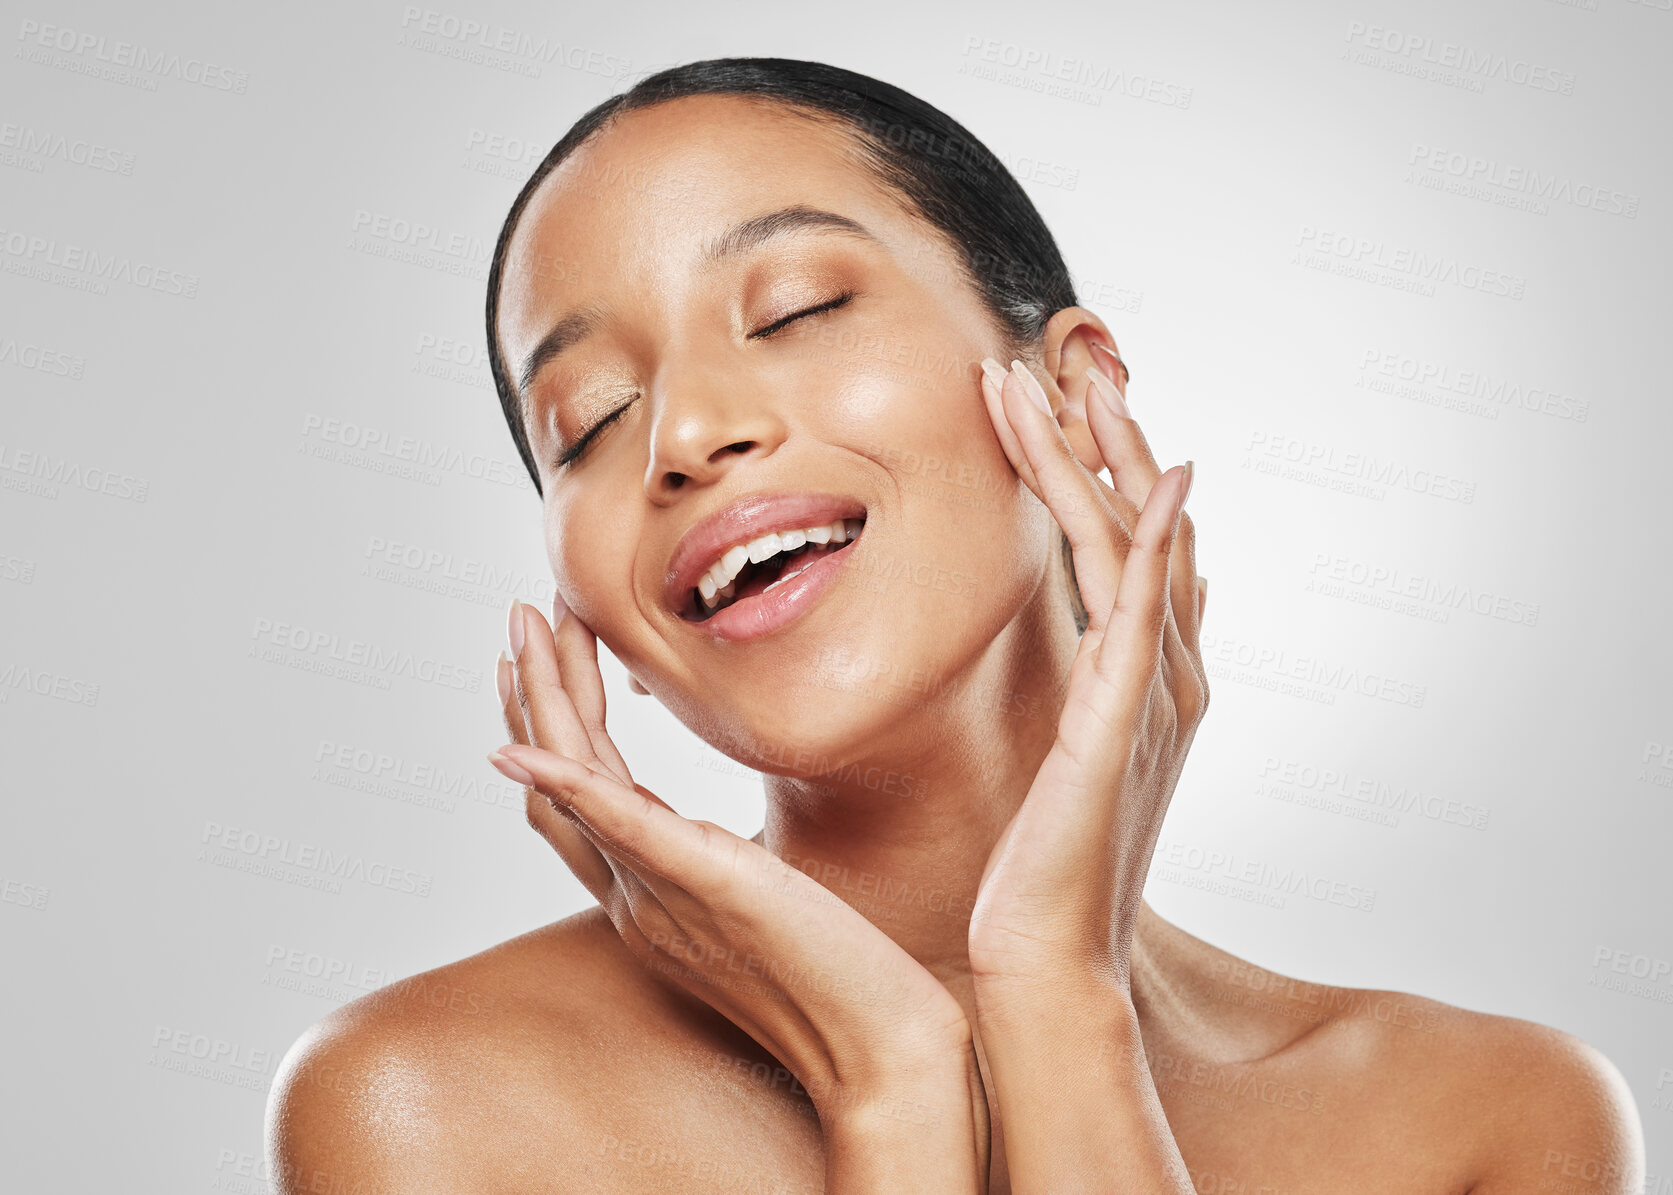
[1179,670,1210,725]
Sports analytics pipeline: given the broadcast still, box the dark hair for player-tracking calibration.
[485,56,1087,630]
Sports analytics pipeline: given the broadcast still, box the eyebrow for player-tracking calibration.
[703,204,877,263]
[516,205,877,397]
[517,308,599,396]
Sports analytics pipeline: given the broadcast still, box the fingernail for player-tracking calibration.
[552,590,569,628]
[1091,341,1129,385]
[979,357,1010,390]
[1181,460,1196,508]
[506,598,525,661]
[495,650,512,706]
[1084,365,1132,420]
[487,748,535,786]
[1010,359,1053,416]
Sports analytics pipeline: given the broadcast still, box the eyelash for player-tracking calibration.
[554,291,856,468]
[748,289,855,340]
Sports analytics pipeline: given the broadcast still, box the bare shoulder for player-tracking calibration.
[1308,981,1644,1192]
[1380,994,1640,1193]
[265,906,749,1193]
[1163,929,1643,1190]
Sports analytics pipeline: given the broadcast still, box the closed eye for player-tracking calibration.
[749,291,855,340]
[556,397,634,468]
[556,292,857,468]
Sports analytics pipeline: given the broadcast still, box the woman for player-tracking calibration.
[268,59,1642,1192]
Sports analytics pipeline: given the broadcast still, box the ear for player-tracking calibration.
[1038,306,1129,475]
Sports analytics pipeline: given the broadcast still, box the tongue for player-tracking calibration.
[730,542,836,604]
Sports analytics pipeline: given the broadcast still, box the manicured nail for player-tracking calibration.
[506,598,525,661]
[979,357,1010,390]
[487,748,535,786]
[1181,460,1195,508]
[495,650,512,706]
[1009,359,1053,416]
[1084,365,1132,420]
[552,590,569,628]
[1091,341,1128,384]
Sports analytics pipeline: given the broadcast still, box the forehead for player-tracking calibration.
[496,95,920,356]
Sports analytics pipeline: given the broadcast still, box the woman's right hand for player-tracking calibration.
[493,598,990,1192]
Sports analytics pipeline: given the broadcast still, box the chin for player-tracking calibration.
[661,574,1029,786]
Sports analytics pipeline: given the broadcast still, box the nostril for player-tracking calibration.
[709,441,754,463]
[665,472,687,490]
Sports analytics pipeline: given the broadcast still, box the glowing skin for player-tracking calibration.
[267,95,1645,1195]
[495,96,1070,787]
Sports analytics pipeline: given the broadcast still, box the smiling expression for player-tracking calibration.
[494,95,1065,770]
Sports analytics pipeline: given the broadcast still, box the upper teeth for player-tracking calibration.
[696,518,863,606]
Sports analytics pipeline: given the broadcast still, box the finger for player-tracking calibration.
[550,596,635,789]
[985,358,1128,626]
[983,358,1138,544]
[498,650,530,747]
[1084,366,1201,651]
[1057,394,1141,539]
[1093,462,1192,693]
[978,358,1043,495]
[511,599,607,771]
[1081,364,1160,506]
[1155,571,1205,735]
[520,775,673,941]
[1056,399,1108,478]
[1091,340,1131,396]
[1164,507,1201,653]
[491,744,730,885]
[502,608,614,896]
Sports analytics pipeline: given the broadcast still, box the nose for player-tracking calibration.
[643,360,789,500]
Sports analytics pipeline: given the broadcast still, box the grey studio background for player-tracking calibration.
[2,0,1670,1188]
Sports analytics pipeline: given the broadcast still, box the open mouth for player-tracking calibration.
[684,516,866,622]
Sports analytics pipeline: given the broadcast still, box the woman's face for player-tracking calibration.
[496,95,1060,770]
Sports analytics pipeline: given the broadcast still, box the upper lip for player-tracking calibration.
[664,490,868,615]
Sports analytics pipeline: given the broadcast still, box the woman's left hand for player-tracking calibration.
[967,356,1208,997]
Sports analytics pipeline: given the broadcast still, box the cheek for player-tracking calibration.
[835,354,1054,622]
[817,322,1004,484]
[544,488,641,639]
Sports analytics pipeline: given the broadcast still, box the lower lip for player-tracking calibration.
[686,537,861,642]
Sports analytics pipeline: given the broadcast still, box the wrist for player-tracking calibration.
[822,1012,976,1098]
[817,1049,990,1194]
[968,973,1190,1192]
[974,969,1137,1046]
[822,1022,980,1118]
[973,959,1132,1003]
